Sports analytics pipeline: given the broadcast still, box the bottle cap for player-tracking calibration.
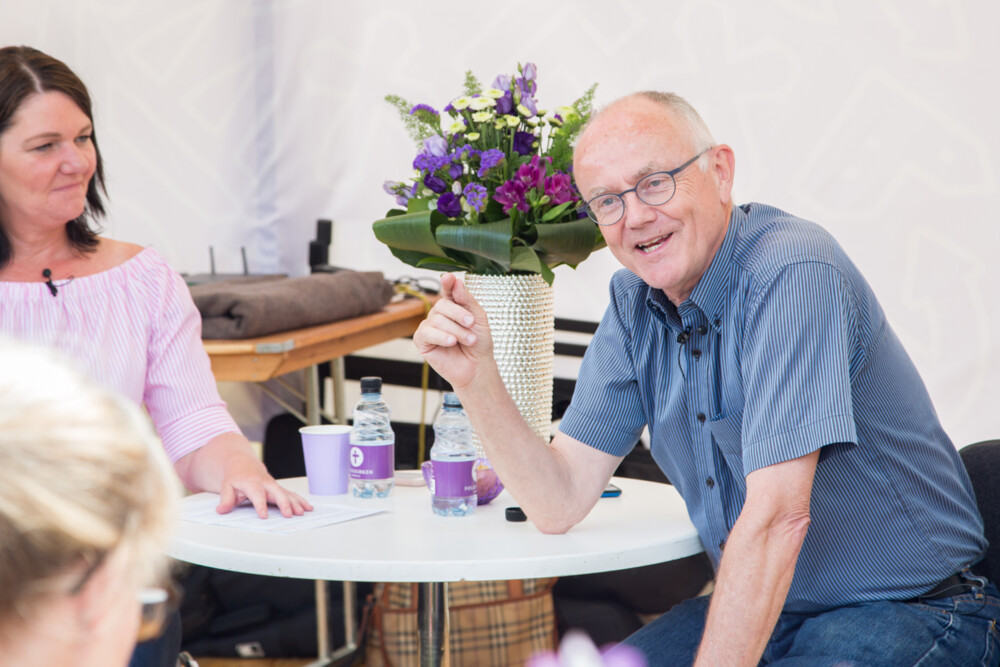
[360,376,382,394]
[442,392,462,408]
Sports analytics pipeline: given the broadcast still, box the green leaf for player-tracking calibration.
[511,247,555,285]
[530,218,605,266]
[416,256,471,272]
[372,210,449,258]
[435,219,514,270]
[540,201,574,222]
[407,197,432,213]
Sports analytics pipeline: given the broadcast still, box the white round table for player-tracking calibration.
[169,476,703,665]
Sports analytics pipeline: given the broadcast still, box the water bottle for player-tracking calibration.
[348,376,395,498]
[429,392,477,516]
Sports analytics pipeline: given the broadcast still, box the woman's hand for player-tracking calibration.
[174,432,313,518]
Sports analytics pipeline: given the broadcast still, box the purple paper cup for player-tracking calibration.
[299,424,352,495]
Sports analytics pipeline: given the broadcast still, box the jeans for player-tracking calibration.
[617,579,1000,666]
[128,609,182,667]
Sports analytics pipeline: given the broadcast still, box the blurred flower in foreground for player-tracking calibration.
[527,630,647,667]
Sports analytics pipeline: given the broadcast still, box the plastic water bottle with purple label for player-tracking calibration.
[429,392,477,516]
[348,376,395,499]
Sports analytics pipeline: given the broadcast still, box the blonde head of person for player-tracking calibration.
[0,342,179,667]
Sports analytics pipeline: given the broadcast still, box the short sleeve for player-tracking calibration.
[144,262,241,462]
[559,279,647,457]
[740,261,859,473]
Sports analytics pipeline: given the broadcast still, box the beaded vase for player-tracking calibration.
[463,273,555,453]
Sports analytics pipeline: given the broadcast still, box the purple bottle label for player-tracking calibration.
[431,459,477,498]
[348,443,394,479]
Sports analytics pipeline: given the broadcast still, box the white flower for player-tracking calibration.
[452,96,473,110]
[469,96,497,110]
[517,103,534,118]
[466,132,480,141]
[472,110,494,123]
[484,88,505,99]
[505,115,520,128]
[448,120,466,134]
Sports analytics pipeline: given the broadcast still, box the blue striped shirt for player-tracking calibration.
[560,203,986,612]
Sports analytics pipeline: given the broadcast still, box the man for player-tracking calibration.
[413,91,998,666]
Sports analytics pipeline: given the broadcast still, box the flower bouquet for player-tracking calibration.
[374,62,604,286]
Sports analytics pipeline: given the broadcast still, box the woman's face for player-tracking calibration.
[0,90,96,234]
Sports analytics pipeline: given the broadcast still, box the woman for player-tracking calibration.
[0,45,309,519]
[0,341,180,666]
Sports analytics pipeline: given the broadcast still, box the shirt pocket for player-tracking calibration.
[708,412,743,466]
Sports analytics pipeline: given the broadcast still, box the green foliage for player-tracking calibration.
[547,83,598,172]
[462,70,482,97]
[385,94,436,147]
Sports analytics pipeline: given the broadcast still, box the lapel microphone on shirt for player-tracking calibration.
[676,326,692,345]
[42,268,58,297]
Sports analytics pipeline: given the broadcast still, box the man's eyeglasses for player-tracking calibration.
[583,148,712,226]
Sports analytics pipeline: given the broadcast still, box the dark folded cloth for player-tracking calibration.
[191,271,394,339]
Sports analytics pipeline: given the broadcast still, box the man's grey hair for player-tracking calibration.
[578,91,717,171]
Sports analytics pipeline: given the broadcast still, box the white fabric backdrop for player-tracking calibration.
[2,0,996,446]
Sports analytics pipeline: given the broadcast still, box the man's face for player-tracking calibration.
[573,98,734,305]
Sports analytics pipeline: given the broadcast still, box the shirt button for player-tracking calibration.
[706,477,715,488]
[692,349,702,360]
[697,325,708,335]
[697,413,706,423]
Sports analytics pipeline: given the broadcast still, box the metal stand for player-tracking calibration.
[418,582,448,667]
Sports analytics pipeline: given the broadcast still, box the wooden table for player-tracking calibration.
[203,297,429,425]
[201,296,430,662]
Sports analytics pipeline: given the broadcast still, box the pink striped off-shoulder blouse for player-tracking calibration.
[0,247,240,462]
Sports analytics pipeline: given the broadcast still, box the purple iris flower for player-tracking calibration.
[515,155,548,191]
[448,162,464,179]
[424,173,447,194]
[522,62,537,83]
[520,93,538,116]
[513,131,535,156]
[383,180,411,207]
[477,148,505,177]
[494,179,530,213]
[409,103,439,116]
[436,192,462,218]
[545,172,578,205]
[491,74,511,91]
[463,183,488,212]
[413,154,451,171]
[495,92,514,115]
[424,135,448,157]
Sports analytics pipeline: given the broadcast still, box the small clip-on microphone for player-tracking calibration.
[42,268,58,297]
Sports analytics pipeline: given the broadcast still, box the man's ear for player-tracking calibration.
[711,144,736,204]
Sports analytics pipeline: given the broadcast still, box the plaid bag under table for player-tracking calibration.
[365,578,558,667]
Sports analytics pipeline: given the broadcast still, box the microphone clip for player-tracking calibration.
[676,326,692,345]
[42,268,58,297]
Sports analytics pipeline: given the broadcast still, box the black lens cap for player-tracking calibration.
[505,506,527,522]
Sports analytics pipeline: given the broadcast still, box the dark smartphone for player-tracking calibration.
[601,483,622,498]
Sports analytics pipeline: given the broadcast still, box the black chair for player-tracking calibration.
[959,440,1000,586]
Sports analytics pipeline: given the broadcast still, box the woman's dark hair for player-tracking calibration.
[0,46,106,269]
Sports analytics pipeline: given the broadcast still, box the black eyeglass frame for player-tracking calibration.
[583,148,713,226]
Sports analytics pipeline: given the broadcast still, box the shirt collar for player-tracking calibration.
[643,205,744,335]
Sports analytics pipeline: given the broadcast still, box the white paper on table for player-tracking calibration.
[180,495,383,534]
